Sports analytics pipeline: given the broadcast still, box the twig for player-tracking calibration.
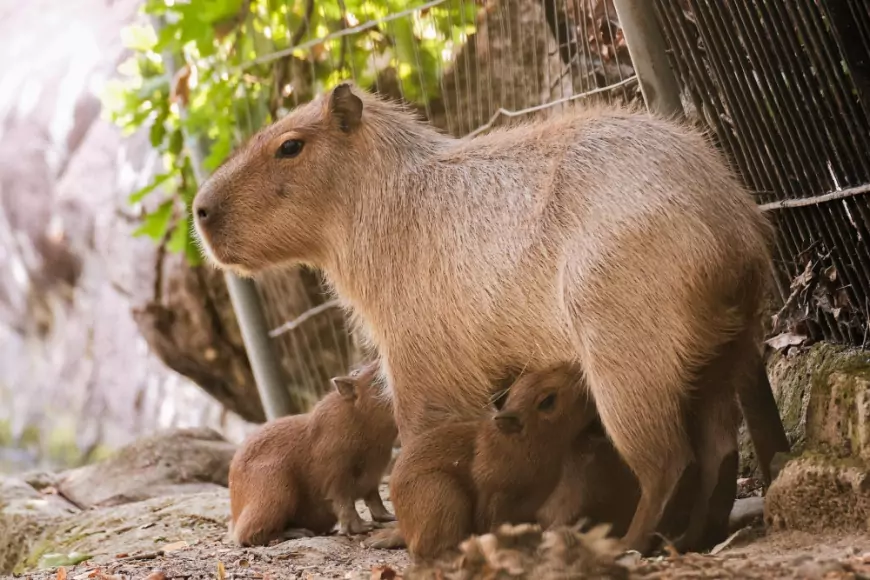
[231,0,452,73]
[464,75,638,139]
[290,0,315,47]
[269,298,342,337]
[759,183,870,212]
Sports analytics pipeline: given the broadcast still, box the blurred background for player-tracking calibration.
[0,0,641,475]
[2,0,867,476]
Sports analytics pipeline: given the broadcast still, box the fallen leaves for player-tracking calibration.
[765,331,809,351]
[161,540,188,553]
[769,245,864,346]
[217,560,227,580]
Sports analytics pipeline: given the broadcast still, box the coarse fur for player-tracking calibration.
[388,363,597,561]
[228,360,397,546]
[195,83,789,553]
[537,420,739,550]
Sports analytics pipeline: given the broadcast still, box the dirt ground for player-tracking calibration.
[5,474,868,579]
[7,525,870,580]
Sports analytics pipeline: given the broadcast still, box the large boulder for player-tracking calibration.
[740,343,870,477]
[56,427,236,509]
[758,343,870,532]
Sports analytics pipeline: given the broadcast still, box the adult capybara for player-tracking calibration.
[194,83,789,553]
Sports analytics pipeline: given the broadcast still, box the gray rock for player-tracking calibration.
[0,475,79,574]
[764,453,870,533]
[56,427,236,509]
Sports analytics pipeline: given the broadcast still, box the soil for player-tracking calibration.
[7,522,869,579]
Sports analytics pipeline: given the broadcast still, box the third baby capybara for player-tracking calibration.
[229,360,397,546]
[387,362,596,560]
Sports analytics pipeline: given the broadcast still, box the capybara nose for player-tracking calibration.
[194,200,210,222]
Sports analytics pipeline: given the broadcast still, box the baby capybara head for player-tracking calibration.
[193,84,368,275]
[492,363,588,437]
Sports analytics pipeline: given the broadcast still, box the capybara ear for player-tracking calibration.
[493,411,523,435]
[329,83,363,133]
[331,376,358,401]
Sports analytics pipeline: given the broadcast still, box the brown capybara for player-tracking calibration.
[228,360,397,546]
[194,83,789,554]
[538,419,740,551]
[383,362,596,561]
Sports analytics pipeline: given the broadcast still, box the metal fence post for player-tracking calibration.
[186,146,296,422]
[612,0,684,119]
[153,18,295,422]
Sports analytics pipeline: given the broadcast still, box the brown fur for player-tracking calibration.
[538,420,739,550]
[387,363,596,561]
[194,83,789,553]
[228,360,397,546]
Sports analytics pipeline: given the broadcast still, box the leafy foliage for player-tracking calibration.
[103,0,478,262]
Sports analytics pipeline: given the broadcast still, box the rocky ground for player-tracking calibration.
[2,422,869,580]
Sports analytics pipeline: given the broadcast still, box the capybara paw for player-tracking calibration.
[371,511,396,523]
[339,519,372,536]
[364,527,406,550]
[280,527,317,540]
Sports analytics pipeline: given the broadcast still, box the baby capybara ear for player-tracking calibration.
[329,83,363,133]
[331,375,358,401]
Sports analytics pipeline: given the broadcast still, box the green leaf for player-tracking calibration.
[129,172,173,204]
[169,129,184,156]
[149,114,168,147]
[133,199,174,240]
[167,215,190,253]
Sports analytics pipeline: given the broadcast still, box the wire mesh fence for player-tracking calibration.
[219,0,642,406]
[653,0,870,346]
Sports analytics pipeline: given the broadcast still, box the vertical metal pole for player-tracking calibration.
[154,18,295,421]
[612,0,684,119]
[222,274,296,420]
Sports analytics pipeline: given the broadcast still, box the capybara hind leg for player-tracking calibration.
[674,361,740,553]
[738,348,790,485]
[621,458,687,554]
[232,501,295,547]
[364,489,395,523]
[590,377,692,555]
[702,450,738,549]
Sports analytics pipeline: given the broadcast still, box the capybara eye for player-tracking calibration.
[537,393,556,412]
[276,139,304,158]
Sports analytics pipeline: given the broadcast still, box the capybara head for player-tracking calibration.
[492,363,587,436]
[192,83,427,276]
[192,84,365,274]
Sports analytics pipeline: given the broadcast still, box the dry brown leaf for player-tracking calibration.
[765,332,808,350]
[56,568,68,580]
[142,572,168,580]
[217,561,227,580]
[162,540,188,553]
